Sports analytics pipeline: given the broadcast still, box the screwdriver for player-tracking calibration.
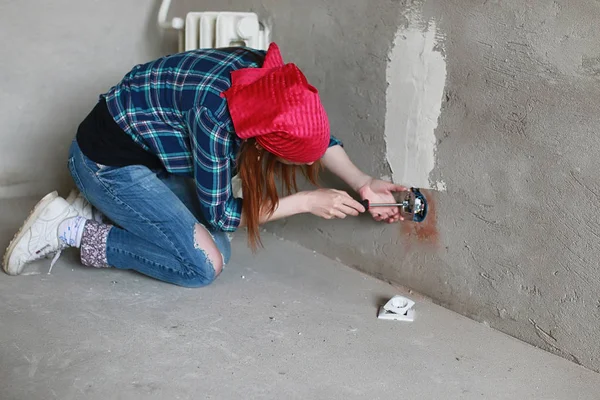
[359,199,403,211]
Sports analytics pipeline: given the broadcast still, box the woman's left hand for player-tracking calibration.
[358,178,408,223]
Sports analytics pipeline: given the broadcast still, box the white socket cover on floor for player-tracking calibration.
[378,295,415,322]
[184,11,270,51]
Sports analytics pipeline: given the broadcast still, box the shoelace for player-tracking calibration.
[41,243,68,275]
[47,216,86,274]
[48,250,63,274]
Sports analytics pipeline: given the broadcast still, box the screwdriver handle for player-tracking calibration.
[360,199,370,211]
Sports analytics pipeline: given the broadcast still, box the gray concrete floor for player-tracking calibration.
[1,197,599,400]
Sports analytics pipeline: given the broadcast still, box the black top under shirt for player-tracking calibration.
[76,99,163,170]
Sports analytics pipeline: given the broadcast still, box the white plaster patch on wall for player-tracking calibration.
[384,9,447,190]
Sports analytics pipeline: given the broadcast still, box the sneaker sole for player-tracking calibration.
[2,191,59,275]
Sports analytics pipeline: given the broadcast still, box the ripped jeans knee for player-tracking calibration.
[193,223,226,277]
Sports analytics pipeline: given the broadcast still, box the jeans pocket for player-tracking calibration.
[80,155,120,178]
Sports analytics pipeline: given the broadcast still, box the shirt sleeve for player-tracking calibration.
[188,107,242,232]
[329,134,343,148]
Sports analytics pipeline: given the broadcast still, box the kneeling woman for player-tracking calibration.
[3,43,406,287]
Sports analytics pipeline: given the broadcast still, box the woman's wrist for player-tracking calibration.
[294,191,313,214]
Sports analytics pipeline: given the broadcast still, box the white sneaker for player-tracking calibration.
[3,192,79,275]
[43,189,96,260]
[65,188,94,220]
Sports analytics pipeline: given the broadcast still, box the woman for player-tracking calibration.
[3,43,406,287]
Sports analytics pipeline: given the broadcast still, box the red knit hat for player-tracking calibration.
[221,43,330,163]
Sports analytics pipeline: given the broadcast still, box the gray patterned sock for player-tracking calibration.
[80,220,112,268]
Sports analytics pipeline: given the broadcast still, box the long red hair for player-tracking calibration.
[237,139,321,250]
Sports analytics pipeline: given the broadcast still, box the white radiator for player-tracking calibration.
[185,12,270,51]
[158,1,270,51]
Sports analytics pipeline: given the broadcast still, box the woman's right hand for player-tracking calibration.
[302,189,366,220]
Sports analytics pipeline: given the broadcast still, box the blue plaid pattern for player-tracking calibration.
[102,47,342,232]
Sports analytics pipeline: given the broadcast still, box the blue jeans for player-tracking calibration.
[67,140,231,287]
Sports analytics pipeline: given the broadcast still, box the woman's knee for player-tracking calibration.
[193,224,224,277]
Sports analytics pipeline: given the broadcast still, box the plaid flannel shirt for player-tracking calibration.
[102,47,342,232]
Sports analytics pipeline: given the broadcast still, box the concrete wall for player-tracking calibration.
[0,0,175,198]
[427,0,600,370]
[3,0,600,372]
